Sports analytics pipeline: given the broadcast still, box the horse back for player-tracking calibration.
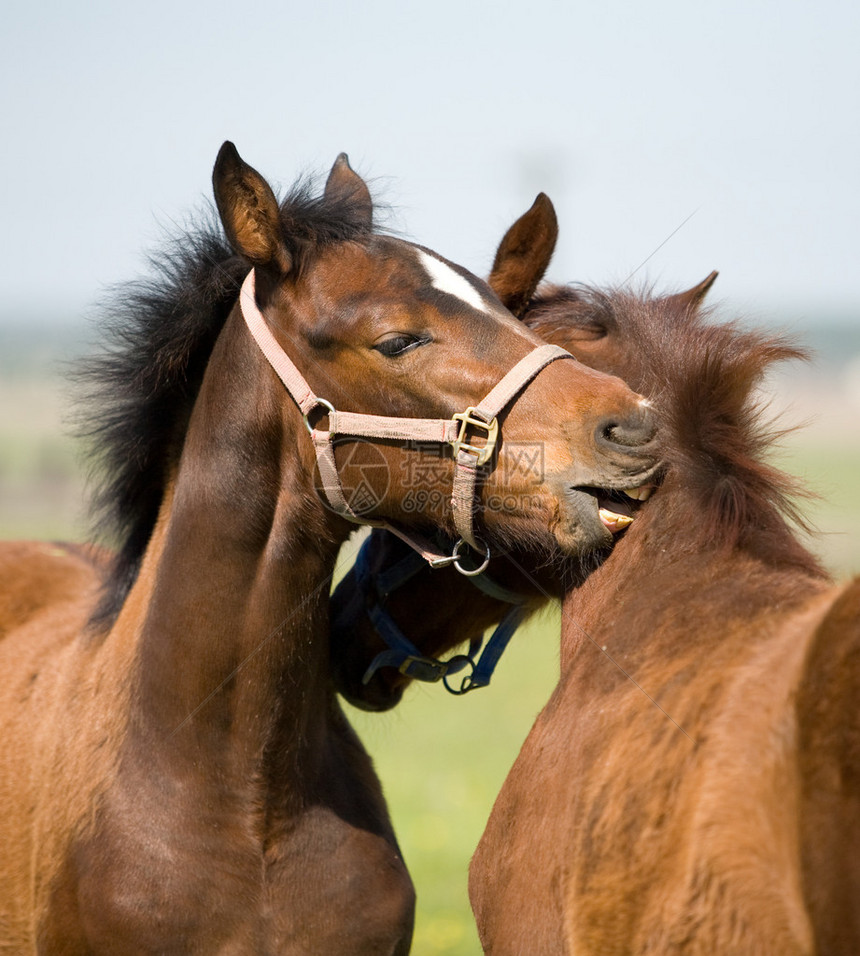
[796,575,860,954]
[0,540,106,946]
[0,540,106,638]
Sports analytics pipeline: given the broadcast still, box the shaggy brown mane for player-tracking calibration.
[527,285,824,573]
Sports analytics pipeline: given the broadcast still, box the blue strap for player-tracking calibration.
[354,534,436,596]
[442,605,527,694]
[363,602,477,685]
[468,571,530,607]
[353,534,530,695]
[375,549,429,596]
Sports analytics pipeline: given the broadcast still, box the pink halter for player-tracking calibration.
[239,269,573,567]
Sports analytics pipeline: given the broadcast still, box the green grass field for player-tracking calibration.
[1,326,858,954]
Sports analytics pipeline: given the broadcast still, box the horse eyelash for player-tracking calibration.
[373,333,431,358]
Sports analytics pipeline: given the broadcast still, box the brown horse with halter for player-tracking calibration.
[330,199,860,953]
[0,147,661,952]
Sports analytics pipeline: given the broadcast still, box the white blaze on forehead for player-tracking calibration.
[416,249,489,313]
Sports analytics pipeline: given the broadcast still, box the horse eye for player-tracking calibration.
[373,334,428,358]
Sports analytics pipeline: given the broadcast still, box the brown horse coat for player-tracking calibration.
[471,289,858,954]
[0,149,660,953]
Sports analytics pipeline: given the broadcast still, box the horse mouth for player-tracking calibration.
[582,484,655,534]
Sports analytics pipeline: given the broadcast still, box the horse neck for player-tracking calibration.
[114,311,344,777]
[561,487,829,668]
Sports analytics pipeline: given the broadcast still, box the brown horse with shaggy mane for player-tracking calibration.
[330,200,859,954]
[0,149,661,953]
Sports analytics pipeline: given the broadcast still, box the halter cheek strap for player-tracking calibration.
[448,345,577,549]
[239,269,574,562]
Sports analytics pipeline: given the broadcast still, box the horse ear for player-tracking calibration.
[488,193,558,317]
[664,270,719,312]
[325,153,373,229]
[212,142,292,274]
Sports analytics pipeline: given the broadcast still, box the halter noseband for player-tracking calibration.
[239,268,573,564]
[351,534,530,695]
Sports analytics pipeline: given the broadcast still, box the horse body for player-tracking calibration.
[796,576,860,954]
[0,542,104,948]
[471,536,851,954]
[0,149,660,952]
[468,286,858,955]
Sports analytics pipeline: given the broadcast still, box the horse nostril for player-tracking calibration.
[598,407,657,449]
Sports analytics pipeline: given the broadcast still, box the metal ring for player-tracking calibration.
[452,537,491,576]
[442,655,477,695]
[303,398,335,435]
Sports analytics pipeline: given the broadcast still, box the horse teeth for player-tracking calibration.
[599,508,635,532]
[625,486,653,501]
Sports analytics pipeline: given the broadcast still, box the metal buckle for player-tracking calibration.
[450,407,499,466]
[303,398,335,434]
[398,655,448,683]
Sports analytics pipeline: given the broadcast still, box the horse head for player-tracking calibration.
[211,143,660,560]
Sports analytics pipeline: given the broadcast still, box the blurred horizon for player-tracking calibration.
[3,0,859,329]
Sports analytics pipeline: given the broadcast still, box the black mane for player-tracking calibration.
[78,180,377,628]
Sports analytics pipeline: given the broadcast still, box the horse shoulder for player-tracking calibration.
[34,703,414,953]
[469,684,577,953]
[630,596,835,955]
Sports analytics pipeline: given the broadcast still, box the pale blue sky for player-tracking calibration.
[3,0,858,324]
